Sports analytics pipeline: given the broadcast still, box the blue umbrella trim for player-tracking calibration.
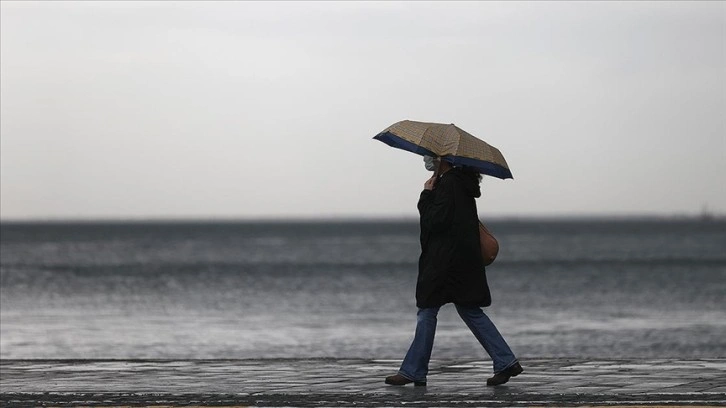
[374,131,513,180]
[374,131,436,157]
[444,155,513,180]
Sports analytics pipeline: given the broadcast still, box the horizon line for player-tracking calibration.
[1,212,724,224]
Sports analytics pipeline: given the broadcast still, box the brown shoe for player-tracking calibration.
[385,374,426,386]
[486,362,523,386]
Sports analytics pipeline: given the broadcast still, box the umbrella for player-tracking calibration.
[373,120,513,179]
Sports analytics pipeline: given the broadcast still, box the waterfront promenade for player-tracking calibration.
[2,358,725,406]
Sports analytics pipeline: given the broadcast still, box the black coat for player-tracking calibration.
[416,167,491,308]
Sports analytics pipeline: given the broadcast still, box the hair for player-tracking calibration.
[460,165,483,184]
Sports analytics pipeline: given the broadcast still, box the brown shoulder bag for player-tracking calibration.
[478,221,499,266]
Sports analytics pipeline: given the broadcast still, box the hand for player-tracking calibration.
[424,175,437,190]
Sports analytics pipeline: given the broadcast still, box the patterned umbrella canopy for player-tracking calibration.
[373,120,513,179]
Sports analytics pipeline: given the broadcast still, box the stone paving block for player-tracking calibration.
[562,386,617,393]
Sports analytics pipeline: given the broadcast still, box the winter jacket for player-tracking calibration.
[416,167,491,308]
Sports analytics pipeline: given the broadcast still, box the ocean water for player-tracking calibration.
[1,219,725,360]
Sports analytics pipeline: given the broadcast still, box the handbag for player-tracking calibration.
[478,221,499,266]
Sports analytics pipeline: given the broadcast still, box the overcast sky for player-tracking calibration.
[1,1,724,220]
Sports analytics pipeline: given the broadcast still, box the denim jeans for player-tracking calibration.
[398,305,518,382]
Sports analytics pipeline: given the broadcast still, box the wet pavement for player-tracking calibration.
[1,358,725,406]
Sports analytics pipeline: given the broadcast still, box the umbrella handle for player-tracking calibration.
[430,168,439,189]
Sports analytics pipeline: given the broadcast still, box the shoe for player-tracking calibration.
[486,362,523,386]
[385,374,426,386]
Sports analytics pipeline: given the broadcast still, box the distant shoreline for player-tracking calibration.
[1,214,725,225]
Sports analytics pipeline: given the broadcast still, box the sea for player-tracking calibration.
[1,218,724,360]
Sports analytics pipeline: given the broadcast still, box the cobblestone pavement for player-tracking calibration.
[1,358,725,406]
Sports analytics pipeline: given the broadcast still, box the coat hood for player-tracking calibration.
[446,167,481,198]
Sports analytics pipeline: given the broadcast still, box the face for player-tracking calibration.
[424,156,443,172]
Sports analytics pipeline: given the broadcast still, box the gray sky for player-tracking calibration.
[1,1,724,220]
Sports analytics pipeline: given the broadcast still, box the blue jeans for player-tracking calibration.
[398,305,518,382]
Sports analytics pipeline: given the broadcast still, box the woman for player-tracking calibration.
[385,156,522,387]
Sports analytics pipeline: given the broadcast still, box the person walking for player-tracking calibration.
[385,155,522,387]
